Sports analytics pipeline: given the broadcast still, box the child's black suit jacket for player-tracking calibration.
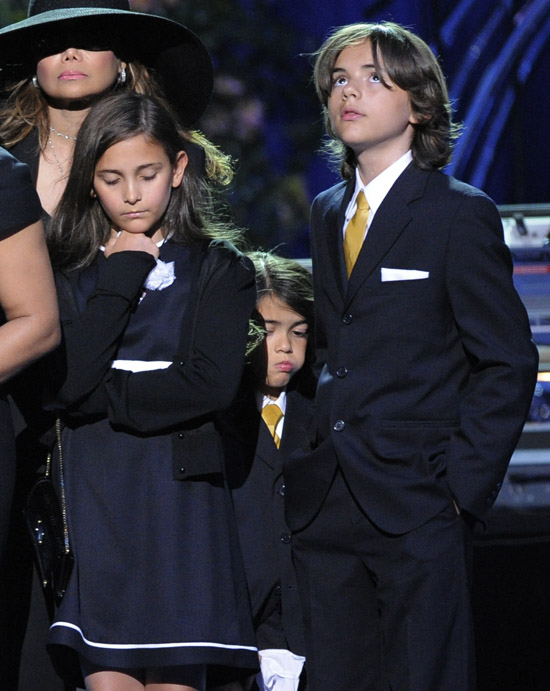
[226,384,314,656]
[285,161,538,535]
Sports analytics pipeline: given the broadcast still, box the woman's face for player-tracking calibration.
[36,48,124,104]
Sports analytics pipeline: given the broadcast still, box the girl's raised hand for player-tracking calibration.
[104,230,160,259]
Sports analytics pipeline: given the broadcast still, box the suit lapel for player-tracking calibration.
[280,390,314,457]
[345,163,427,304]
[256,417,278,469]
[253,390,315,472]
[318,180,354,299]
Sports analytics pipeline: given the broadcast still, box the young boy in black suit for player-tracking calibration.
[283,22,539,691]
[225,252,316,691]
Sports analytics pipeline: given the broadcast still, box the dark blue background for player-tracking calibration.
[268,0,550,205]
[143,0,550,257]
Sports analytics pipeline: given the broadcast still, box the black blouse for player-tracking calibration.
[0,146,42,239]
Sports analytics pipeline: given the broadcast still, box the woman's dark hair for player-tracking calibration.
[247,250,316,394]
[48,91,241,269]
[313,21,461,177]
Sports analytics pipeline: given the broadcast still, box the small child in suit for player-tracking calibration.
[224,251,316,691]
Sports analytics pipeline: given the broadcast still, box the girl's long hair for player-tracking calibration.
[48,92,241,270]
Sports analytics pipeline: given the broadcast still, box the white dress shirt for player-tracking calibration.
[343,150,413,239]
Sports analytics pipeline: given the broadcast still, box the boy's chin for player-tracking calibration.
[262,381,288,399]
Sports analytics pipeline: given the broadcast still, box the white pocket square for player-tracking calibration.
[381,267,429,282]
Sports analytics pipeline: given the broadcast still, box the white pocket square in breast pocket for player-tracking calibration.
[381,267,430,282]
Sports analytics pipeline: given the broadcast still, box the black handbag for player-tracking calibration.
[24,418,74,605]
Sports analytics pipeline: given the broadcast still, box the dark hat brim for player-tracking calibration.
[0,9,213,125]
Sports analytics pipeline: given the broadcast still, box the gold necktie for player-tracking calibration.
[344,190,370,277]
[262,403,283,448]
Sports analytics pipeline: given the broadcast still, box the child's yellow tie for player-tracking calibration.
[344,191,370,277]
[262,403,283,448]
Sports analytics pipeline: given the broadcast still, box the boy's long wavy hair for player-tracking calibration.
[313,22,461,178]
[48,92,241,270]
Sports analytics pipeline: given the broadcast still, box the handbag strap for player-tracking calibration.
[45,418,71,555]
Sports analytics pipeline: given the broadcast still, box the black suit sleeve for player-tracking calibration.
[443,191,538,518]
[105,249,256,434]
[310,195,332,376]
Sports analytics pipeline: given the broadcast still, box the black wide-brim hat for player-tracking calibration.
[0,0,213,125]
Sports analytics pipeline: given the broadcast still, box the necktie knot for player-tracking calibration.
[344,190,370,277]
[262,403,283,448]
[356,191,369,213]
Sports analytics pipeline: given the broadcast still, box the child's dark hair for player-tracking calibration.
[48,91,241,269]
[313,21,461,178]
[247,251,316,392]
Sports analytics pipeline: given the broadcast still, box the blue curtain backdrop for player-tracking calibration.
[262,0,550,206]
[6,0,548,256]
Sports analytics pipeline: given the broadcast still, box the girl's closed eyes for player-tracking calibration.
[91,134,186,243]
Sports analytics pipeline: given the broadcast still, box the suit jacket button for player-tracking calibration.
[342,313,353,325]
[280,533,291,544]
[179,467,186,474]
[278,484,286,496]
[333,419,345,432]
[177,432,184,439]
[336,367,348,378]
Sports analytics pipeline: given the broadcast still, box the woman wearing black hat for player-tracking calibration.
[0,0,217,217]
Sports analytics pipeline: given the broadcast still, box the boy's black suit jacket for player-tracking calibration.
[284,162,539,535]
[225,385,314,656]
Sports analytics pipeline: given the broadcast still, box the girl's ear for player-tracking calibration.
[90,188,97,198]
[171,151,188,188]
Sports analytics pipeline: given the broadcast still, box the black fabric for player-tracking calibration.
[0,146,43,535]
[0,146,46,688]
[45,239,258,684]
[292,468,475,691]
[225,385,315,658]
[0,146,42,237]
[284,161,539,690]
[287,164,539,534]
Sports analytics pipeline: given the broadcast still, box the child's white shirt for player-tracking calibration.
[343,149,413,240]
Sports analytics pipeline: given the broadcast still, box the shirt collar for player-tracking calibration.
[258,390,287,415]
[344,150,413,229]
